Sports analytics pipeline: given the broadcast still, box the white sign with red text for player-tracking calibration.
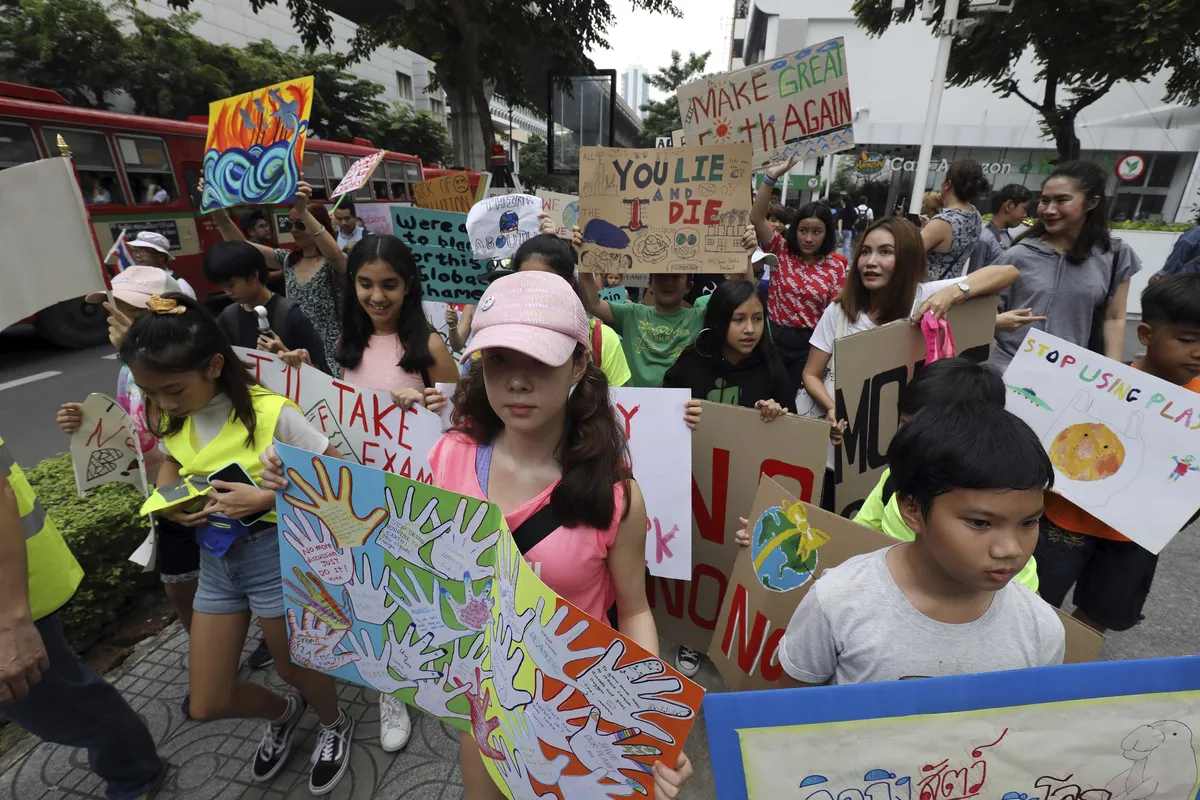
[331,150,385,198]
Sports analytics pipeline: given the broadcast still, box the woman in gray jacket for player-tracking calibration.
[991,161,1141,371]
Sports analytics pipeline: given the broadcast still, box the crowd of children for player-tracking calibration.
[15,153,1200,800]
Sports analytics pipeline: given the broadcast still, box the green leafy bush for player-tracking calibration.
[1110,220,1192,233]
[24,454,153,650]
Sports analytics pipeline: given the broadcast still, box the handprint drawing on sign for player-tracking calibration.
[525,669,585,752]
[412,673,471,721]
[441,572,494,631]
[284,456,388,548]
[427,497,499,581]
[488,619,533,709]
[376,484,442,565]
[342,552,395,625]
[489,736,557,800]
[495,706,570,786]
[445,632,490,691]
[454,667,505,760]
[385,566,475,647]
[286,608,358,671]
[573,639,694,745]
[343,628,413,694]
[281,511,354,585]
[384,621,447,682]
[556,766,637,799]
[495,538,536,641]
[283,567,351,633]
[522,596,607,687]
[568,707,661,794]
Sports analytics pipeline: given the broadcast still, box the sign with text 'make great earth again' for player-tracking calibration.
[577,143,753,274]
[676,37,854,166]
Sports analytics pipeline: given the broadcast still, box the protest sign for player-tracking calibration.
[200,77,314,212]
[647,402,828,653]
[577,143,754,274]
[0,158,106,330]
[676,37,853,166]
[704,656,1200,800]
[831,297,997,518]
[393,207,490,304]
[413,172,475,213]
[600,286,628,304]
[466,193,542,260]
[355,203,394,235]
[1003,331,1200,553]
[275,442,705,797]
[331,150,384,199]
[536,190,580,239]
[234,347,442,480]
[70,394,147,497]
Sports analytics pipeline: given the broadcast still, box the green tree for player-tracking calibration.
[0,0,127,107]
[366,102,453,164]
[852,0,1200,161]
[518,133,576,193]
[637,50,710,147]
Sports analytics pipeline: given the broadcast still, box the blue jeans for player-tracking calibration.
[0,614,160,800]
[842,230,854,260]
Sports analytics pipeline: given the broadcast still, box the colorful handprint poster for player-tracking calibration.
[1003,331,1200,553]
[274,442,706,799]
[201,76,314,213]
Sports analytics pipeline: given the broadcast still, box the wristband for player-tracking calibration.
[762,175,778,187]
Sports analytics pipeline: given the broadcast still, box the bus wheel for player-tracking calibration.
[35,298,109,349]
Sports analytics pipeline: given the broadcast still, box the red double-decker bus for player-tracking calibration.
[1,81,450,347]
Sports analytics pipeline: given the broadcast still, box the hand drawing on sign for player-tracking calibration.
[377,484,442,565]
[383,620,446,681]
[384,566,475,647]
[287,608,357,671]
[1104,721,1197,800]
[568,706,662,794]
[556,767,638,799]
[574,639,693,745]
[522,597,607,686]
[489,737,557,800]
[282,511,354,586]
[343,629,413,693]
[284,567,351,632]
[457,667,506,760]
[488,619,533,709]
[412,673,471,721]
[427,498,499,581]
[526,670,584,752]
[1045,391,1143,509]
[441,572,495,631]
[445,633,490,691]
[495,707,571,786]
[343,552,394,625]
[284,457,388,548]
[495,537,537,641]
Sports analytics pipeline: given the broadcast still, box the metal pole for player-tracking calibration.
[908,0,960,215]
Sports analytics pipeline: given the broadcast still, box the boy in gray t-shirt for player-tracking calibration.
[779,401,1065,686]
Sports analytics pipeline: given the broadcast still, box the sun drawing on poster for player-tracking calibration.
[1049,423,1126,482]
[750,500,830,593]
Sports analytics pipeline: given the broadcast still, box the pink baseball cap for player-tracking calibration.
[85,266,182,307]
[461,271,590,367]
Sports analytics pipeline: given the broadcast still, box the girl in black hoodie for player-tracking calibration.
[664,280,795,418]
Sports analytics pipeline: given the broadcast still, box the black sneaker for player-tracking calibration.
[246,638,274,670]
[308,711,354,796]
[251,694,307,783]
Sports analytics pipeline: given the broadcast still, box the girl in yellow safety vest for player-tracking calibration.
[119,293,354,795]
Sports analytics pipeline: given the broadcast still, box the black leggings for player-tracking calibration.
[773,324,814,396]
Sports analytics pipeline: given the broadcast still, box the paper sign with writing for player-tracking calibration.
[234,347,441,480]
[577,143,753,274]
[70,393,148,497]
[831,297,997,518]
[535,190,580,240]
[354,203,394,235]
[331,150,385,199]
[413,172,475,213]
[676,37,853,167]
[275,442,705,798]
[1003,331,1200,553]
[466,193,541,260]
[393,207,491,305]
[600,286,628,304]
[647,402,828,653]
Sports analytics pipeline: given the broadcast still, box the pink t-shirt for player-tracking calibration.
[341,334,426,393]
[429,432,623,623]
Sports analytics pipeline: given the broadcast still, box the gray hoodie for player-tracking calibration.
[992,236,1141,371]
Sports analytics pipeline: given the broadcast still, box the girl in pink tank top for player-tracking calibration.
[433,270,694,800]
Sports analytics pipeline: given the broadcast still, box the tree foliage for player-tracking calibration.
[518,133,576,193]
[851,0,1200,160]
[637,50,710,147]
[367,102,454,165]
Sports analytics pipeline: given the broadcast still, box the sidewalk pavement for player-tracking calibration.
[0,628,722,800]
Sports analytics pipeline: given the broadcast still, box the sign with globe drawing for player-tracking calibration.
[749,499,830,592]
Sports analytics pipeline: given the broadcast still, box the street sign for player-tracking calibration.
[655,136,673,148]
[806,176,821,190]
[1116,153,1146,183]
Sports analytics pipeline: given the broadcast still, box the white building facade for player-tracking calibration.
[620,66,651,120]
[740,0,1200,223]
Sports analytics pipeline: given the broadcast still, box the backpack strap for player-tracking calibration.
[419,365,432,389]
[269,295,295,347]
[474,439,562,555]
[591,320,602,368]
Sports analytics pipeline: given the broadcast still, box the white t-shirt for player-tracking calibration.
[172,273,197,301]
[857,204,873,224]
[159,393,329,457]
[779,547,1065,685]
[809,278,961,359]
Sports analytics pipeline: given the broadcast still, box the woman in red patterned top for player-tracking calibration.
[751,156,848,395]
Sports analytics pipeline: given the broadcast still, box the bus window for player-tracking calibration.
[116,135,178,205]
[324,154,347,191]
[302,151,328,200]
[387,162,410,201]
[347,156,374,200]
[0,123,43,170]
[43,127,125,205]
[404,161,422,183]
[372,165,389,200]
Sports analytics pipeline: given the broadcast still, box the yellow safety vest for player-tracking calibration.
[161,387,294,524]
[0,435,83,621]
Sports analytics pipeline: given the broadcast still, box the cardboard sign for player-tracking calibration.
[832,297,998,518]
[234,347,442,479]
[331,150,385,199]
[70,393,148,497]
[200,76,314,212]
[577,143,753,274]
[413,172,475,213]
[393,207,491,305]
[1003,331,1200,553]
[0,158,105,330]
[646,402,828,654]
[676,37,853,166]
[535,190,580,240]
[466,193,541,260]
[274,442,705,797]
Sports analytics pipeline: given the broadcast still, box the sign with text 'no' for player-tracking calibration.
[676,36,854,166]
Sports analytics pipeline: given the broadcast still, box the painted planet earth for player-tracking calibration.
[749,504,819,593]
[563,200,579,232]
[1049,422,1125,481]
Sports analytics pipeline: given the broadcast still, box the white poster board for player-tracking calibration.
[69,393,148,497]
[535,190,579,240]
[466,193,542,259]
[1002,331,1200,553]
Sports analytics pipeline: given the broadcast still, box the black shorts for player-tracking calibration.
[773,325,813,396]
[1034,517,1158,632]
[156,517,200,584]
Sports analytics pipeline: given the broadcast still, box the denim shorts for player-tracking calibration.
[193,526,285,618]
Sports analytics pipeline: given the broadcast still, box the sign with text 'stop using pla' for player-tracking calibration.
[466,193,542,260]
[331,150,385,199]
[201,77,314,212]
[577,143,753,274]
[1002,331,1200,553]
[273,442,705,799]
[393,207,491,305]
[675,37,853,166]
